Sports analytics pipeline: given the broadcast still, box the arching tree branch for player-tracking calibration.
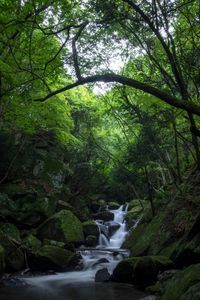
[34,73,200,117]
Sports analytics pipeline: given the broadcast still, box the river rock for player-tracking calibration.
[105,221,120,236]
[95,268,110,282]
[29,245,80,271]
[112,256,173,288]
[37,210,84,246]
[85,235,98,247]
[0,225,24,272]
[24,234,42,252]
[92,258,109,267]
[125,206,143,229]
[93,211,114,222]
[82,220,99,238]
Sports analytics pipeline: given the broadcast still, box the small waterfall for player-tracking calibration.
[23,203,131,287]
[98,233,110,247]
[95,204,128,250]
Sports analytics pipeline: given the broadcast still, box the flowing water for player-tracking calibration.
[0,204,147,300]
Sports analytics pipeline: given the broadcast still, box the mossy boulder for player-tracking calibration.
[29,245,79,271]
[24,234,42,252]
[125,206,143,229]
[123,212,165,256]
[0,223,21,241]
[43,239,65,248]
[128,200,144,211]
[0,231,24,271]
[0,223,24,271]
[37,210,84,245]
[85,235,98,247]
[82,220,99,238]
[159,263,200,300]
[112,256,173,288]
[93,211,114,222]
[0,245,5,274]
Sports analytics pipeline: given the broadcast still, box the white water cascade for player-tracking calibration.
[21,204,130,295]
[96,204,128,249]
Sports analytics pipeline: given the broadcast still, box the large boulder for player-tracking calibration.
[95,268,110,282]
[125,206,143,229]
[0,223,21,241]
[112,256,173,288]
[123,212,165,256]
[93,211,114,222]
[82,220,99,238]
[85,235,98,247]
[0,232,24,272]
[37,210,84,246]
[29,245,79,271]
[24,234,42,252]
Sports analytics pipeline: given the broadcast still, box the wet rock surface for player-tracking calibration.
[95,268,110,282]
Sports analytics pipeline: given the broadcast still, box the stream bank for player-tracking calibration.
[0,205,149,300]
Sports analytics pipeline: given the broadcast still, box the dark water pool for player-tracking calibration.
[0,281,147,300]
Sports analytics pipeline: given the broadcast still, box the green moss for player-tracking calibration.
[37,210,84,244]
[24,234,42,252]
[0,231,24,271]
[0,223,20,241]
[128,200,144,211]
[124,213,164,256]
[82,220,99,237]
[113,256,173,287]
[160,264,200,300]
[38,245,77,268]
[43,239,65,248]
[125,206,143,228]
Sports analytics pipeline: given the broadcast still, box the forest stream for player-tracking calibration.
[0,205,147,300]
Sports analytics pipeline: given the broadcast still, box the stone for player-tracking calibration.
[85,235,98,247]
[123,212,165,256]
[93,211,114,222]
[0,223,21,241]
[24,234,42,252]
[112,256,173,288]
[92,258,109,267]
[37,210,84,246]
[82,220,99,238]
[29,245,80,271]
[0,224,24,272]
[95,268,110,282]
[125,206,143,229]
[105,221,120,236]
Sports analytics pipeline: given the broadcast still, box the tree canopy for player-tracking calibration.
[0,0,200,202]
